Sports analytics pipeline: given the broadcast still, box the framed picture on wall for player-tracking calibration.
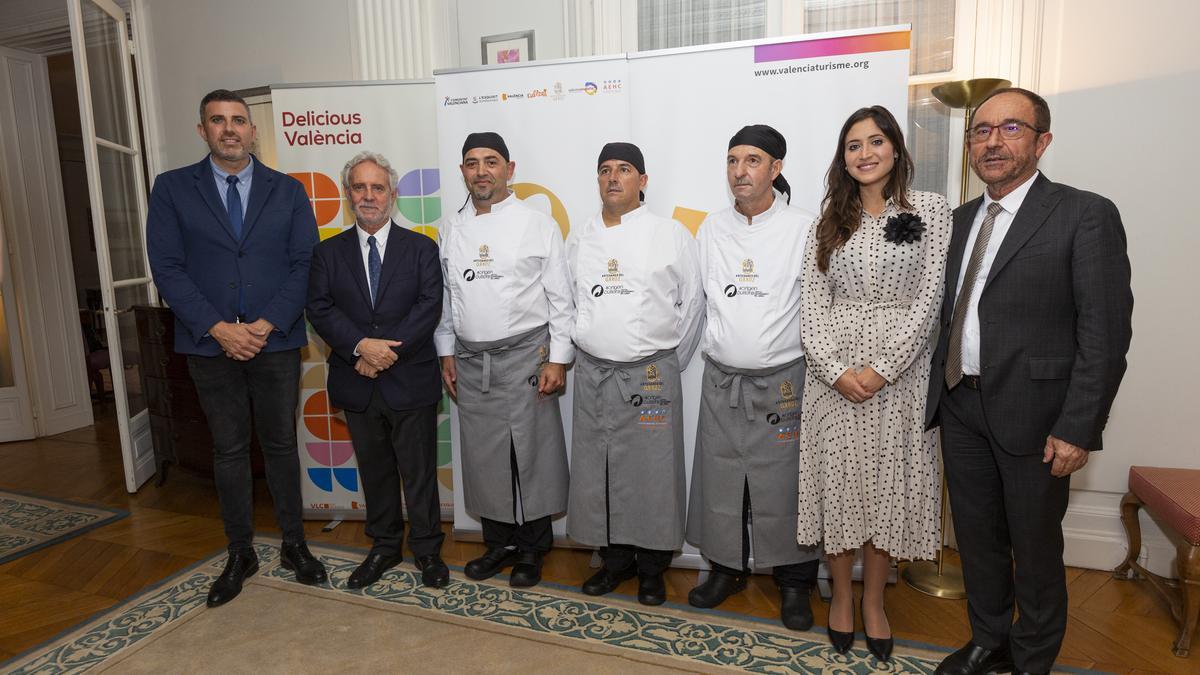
[481,30,535,65]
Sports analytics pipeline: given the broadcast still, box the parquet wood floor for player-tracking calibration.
[1,406,1195,673]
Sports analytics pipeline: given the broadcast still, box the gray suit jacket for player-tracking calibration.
[925,173,1133,454]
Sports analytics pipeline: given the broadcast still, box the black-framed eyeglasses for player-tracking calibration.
[966,120,1044,143]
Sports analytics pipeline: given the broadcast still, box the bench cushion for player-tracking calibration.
[1129,466,1200,545]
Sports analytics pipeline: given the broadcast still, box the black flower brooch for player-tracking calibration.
[883,212,926,244]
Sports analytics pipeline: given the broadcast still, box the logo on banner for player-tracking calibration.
[302,390,357,493]
[528,88,548,98]
[602,79,623,93]
[552,82,566,101]
[444,96,468,106]
[585,82,598,95]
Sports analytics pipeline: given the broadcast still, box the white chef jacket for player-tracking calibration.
[954,171,1039,375]
[434,192,576,363]
[698,190,816,370]
[566,205,704,365]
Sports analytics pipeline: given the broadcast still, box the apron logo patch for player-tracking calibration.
[629,394,643,406]
[766,412,781,424]
[776,379,799,410]
[638,408,670,427]
[641,363,664,392]
[775,423,799,442]
[528,375,539,387]
[538,345,549,364]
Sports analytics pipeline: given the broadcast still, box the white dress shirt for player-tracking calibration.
[434,192,576,363]
[356,219,391,270]
[698,190,816,370]
[566,205,704,364]
[954,171,1040,375]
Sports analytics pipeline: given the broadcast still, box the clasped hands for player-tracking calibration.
[211,319,273,360]
[833,366,887,403]
[354,338,404,378]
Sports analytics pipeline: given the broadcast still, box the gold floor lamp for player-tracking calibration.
[901,77,1011,599]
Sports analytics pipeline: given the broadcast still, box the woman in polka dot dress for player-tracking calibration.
[797,105,952,660]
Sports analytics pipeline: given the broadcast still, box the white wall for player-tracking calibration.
[452,0,565,67]
[1035,0,1200,575]
[137,0,354,173]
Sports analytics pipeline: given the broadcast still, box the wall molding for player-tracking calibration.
[1062,490,1178,577]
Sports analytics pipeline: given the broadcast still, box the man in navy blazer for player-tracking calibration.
[306,151,448,589]
[146,89,324,608]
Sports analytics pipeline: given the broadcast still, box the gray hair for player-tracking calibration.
[341,151,400,192]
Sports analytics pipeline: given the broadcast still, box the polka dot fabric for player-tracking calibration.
[797,190,952,560]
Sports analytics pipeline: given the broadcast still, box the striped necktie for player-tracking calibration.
[945,201,1003,388]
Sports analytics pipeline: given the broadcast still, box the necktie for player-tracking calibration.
[367,235,381,306]
[225,174,243,240]
[945,201,1004,388]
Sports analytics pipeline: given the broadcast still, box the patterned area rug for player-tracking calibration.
[0,490,127,565]
[2,541,962,674]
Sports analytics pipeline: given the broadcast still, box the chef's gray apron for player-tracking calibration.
[685,355,820,569]
[567,349,685,551]
[455,325,569,523]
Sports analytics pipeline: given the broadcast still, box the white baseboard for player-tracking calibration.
[1062,490,1178,578]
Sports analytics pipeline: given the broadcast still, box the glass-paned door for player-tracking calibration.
[68,0,156,491]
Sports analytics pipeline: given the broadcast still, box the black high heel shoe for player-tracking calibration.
[826,595,855,655]
[860,598,893,662]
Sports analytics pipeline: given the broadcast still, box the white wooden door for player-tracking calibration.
[68,0,157,491]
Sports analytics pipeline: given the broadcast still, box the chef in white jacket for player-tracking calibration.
[435,132,574,589]
[565,142,703,606]
[684,125,823,631]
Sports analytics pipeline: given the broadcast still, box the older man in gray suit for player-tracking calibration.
[927,88,1133,675]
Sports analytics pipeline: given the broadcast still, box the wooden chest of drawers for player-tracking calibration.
[134,306,266,483]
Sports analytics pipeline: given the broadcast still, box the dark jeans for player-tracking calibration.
[711,478,819,589]
[343,391,444,558]
[941,382,1071,673]
[188,349,304,553]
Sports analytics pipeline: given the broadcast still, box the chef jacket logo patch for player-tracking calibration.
[641,363,663,392]
[595,257,633,297]
[728,257,768,298]
[473,244,493,268]
[538,345,549,364]
[463,269,476,281]
[736,258,758,282]
[723,284,737,297]
[741,258,755,274]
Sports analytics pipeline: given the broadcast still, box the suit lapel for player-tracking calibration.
[192,159,239,242]
[240,156,276,242]
[339,227,374,309]
[374,222,405,302]
[944,195,982,311]
[983,174,1060,292]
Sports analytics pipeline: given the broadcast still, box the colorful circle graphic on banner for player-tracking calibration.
[289,172,342,231]
[302,390,357,493]
[396,168,441,240]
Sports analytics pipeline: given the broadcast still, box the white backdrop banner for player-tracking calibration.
[270,80,454,519]
[435,27,910,566]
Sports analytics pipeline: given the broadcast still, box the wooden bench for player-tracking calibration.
[1113,466,1200,657]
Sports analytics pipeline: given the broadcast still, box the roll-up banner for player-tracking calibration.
[270,80,456,520]
[435,26,910,566]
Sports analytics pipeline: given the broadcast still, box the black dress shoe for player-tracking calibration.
[779,585,814,631]
[415,554,450,588]
[509,550,543,587]
[280,542,328,585]
[687,570,747,608]
[861,598,893,662]
[346,551,401,589]
[582,564,636,596]
[206,550,259,608]
[934,642,1015,675]
[637,573,667,606]
[827,626,855,655]
[464,547,518,581]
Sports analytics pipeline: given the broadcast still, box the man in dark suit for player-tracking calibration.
[926,88,1133,675]
[306,151,449,589]
[147,89,325,607]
